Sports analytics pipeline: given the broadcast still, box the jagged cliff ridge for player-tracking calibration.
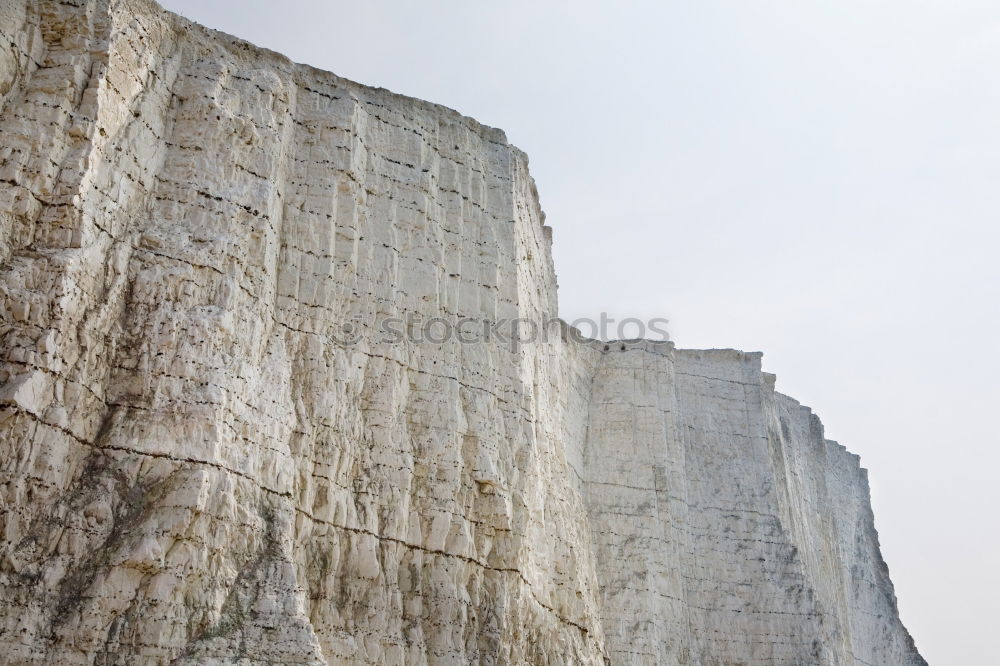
[0,1,925,664]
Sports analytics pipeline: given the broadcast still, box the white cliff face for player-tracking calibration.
[0,1,925,665]
[578,346,925,666]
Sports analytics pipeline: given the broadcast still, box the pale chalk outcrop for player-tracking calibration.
[579,346,924,665]
[0,1,925,664]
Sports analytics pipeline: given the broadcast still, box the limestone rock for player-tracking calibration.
[0,1,925,664]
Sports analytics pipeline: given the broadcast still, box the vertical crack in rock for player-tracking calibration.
[0,1,926,664]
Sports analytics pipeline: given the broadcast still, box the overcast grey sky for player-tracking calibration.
[161,1,999,661]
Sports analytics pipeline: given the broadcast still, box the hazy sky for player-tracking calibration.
[161,1,999,661]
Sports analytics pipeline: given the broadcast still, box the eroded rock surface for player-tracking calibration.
[0,1,926,664]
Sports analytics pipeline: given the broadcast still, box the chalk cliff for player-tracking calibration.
[0,1,926,664]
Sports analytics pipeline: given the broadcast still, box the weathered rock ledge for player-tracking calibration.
[0,1,925,664]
